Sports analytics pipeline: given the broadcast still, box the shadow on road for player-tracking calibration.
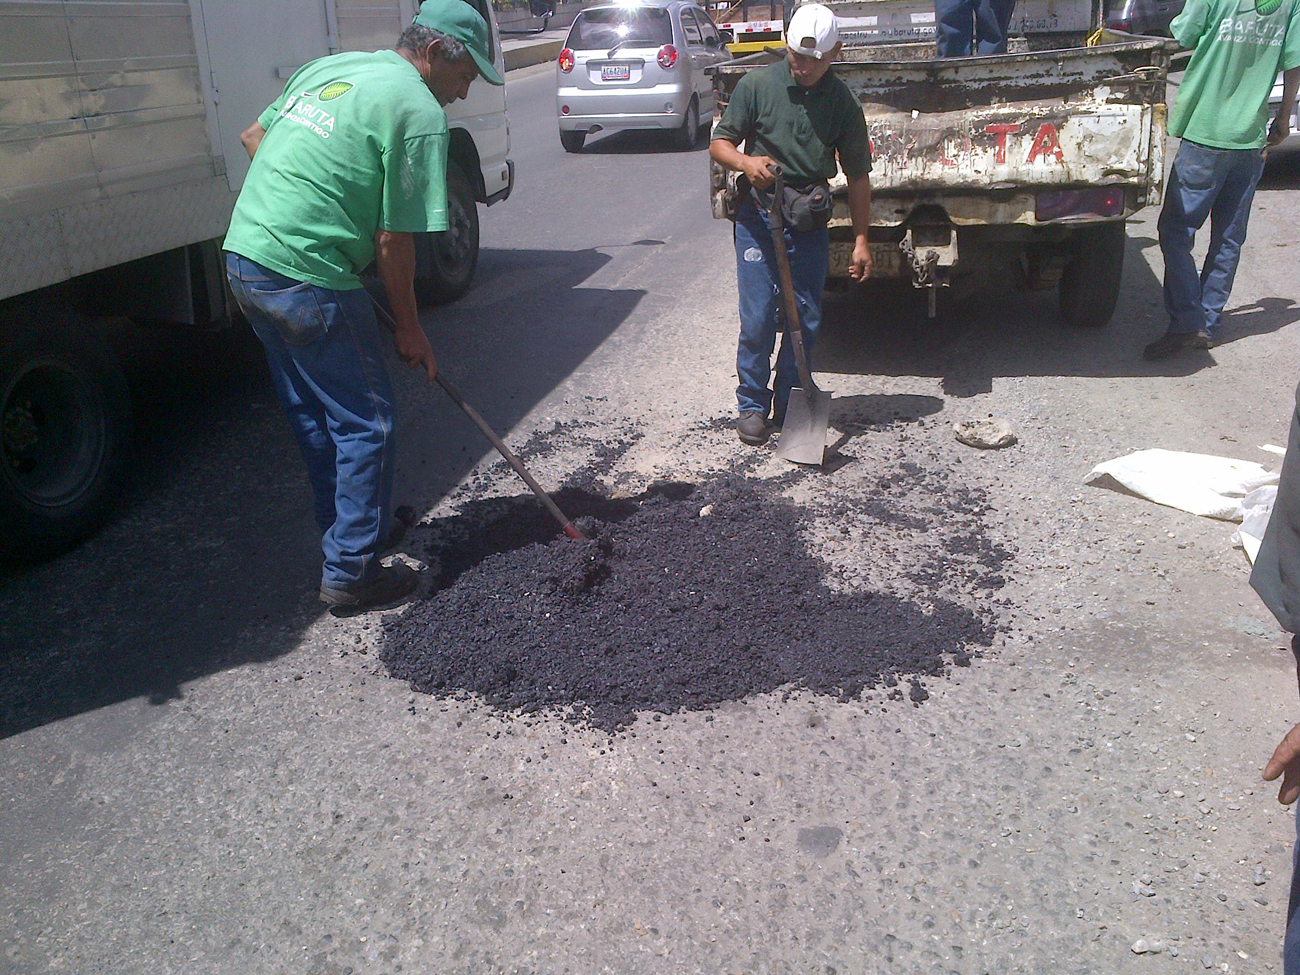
[578,129,708,155]
[0,247,643,739]
[815,230,1297,397]
[1260,147,1300,189]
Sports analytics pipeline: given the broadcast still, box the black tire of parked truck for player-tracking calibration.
[416,160,480,305]
[1059,220,1127,328]
[0,310,132,561]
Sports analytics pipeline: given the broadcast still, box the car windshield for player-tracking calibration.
[568,7,673,50]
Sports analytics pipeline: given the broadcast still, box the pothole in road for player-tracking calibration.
[381,460,1012,733]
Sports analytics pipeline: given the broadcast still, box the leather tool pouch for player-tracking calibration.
[743,177,833,232]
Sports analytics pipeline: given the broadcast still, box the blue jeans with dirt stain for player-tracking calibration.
[225,253,395,590]
[733,201,829,422]
[1158,139,1266,338]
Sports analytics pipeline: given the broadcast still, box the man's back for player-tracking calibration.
[1170,0,1300,149]
[224,49,450,291]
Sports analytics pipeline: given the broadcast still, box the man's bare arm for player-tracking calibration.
[240,122,266,160]
[709,138,779,189]
[1270,67,1300,146]
[374,230,437,383]
[845,172,872,282]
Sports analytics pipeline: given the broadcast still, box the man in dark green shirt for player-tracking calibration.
[709,3,872,445]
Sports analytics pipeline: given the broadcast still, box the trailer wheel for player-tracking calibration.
[0,310,132,561]
[1059,221,1126,327]
[417,160,480,305]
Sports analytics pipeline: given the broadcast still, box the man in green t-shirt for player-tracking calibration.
[1143,0,1300,360]
[223,0,503,609]
[709,4,872,446]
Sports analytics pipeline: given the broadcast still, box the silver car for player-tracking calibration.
[556,0,730,152]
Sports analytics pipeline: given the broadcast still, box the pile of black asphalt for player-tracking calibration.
[381,463,1010,733]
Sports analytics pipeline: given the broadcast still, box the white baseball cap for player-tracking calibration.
[786,4,839,59]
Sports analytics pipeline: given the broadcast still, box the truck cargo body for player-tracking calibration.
[710,2,1172,321]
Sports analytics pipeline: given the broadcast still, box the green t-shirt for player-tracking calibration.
[224,50,450,290]
[1169,0,1300,149]
[713,59,872,183]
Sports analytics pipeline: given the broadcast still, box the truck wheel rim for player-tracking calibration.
[435,196,474,270]
[1,360,105,508]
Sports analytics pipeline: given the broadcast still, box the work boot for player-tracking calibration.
[319,562,419,610]
[736,412,770,445]
[1142,330,1210,361]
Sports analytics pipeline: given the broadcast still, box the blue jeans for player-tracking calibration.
[936,0,1015,56]
[1158,139,1265,337]
[225,253,396,590]
[734,202,829,421]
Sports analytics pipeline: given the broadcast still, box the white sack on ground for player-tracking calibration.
[1233,484,1279,564]
[1086,449,1277,522]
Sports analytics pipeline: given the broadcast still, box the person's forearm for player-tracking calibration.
[710,138,748,172]
[240,122,266,160]
[846,174,872,243]
[1282,66,1300,114]
[373,230,420,335]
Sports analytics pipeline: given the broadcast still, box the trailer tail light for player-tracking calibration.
[1035,186,1125,222]
[558,48,575,72]
[657,44,678,69]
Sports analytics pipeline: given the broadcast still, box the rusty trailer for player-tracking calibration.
[710,12,1175,324]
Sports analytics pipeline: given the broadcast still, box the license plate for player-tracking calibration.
[600,64,630,81]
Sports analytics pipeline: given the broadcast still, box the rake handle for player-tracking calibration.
[434,375,584,540]
[366,292,584,541]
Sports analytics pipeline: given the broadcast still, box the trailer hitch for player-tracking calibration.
[900,228,958,318]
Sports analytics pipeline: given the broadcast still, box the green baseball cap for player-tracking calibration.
[414,0,504,86]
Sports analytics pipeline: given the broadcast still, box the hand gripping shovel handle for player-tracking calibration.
[366,293,584,541]
[766,167,817,396]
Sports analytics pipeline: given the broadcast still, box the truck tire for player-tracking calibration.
[1059,221,1126,327]
[0,310,132,561]
[560,129,585,153]
[417,160,480,305]
[675,98,700,151]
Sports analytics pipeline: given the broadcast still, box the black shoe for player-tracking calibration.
[736,412,770,445]
[320,562,419,609]
[1143,330,1210,361]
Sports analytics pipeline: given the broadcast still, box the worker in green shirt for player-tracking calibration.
[709,3,872,446]
[223,1,503,609]
[1143,0,1300,360]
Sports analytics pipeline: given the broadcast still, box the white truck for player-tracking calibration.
[0,0,513,560]
[710,0,1173,320]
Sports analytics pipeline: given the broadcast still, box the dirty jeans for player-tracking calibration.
[1158,139,1265,338]
[734,201,829,421]
[225,253,395,590]
[935,0,1016,56]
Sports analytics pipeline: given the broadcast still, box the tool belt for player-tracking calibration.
[740,175,833,233]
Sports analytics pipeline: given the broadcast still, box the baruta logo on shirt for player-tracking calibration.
[1215,0,1289,43]
[276,80,353,139]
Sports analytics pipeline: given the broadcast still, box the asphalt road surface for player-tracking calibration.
[4,64,1300,975]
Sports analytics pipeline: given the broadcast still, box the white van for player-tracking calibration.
[0,0,512,559]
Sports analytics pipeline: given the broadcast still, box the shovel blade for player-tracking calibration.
[775,386,831,465]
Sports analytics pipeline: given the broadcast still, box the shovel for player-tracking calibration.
[767,168,831,466]
[367,294,585,541]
